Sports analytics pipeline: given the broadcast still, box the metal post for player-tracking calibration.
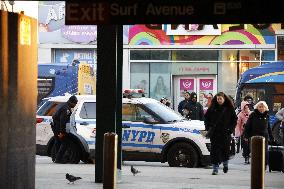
[103,133,118,189]
[96,25,123,183]
[251,136,265,189]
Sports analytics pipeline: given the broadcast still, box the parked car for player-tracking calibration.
[36,91,211,167]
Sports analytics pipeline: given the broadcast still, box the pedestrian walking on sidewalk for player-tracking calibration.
[243,101,275,168]
[276,107,284,146]
[235,101,251,164]
[51,95,78,163]
[204,92,237,175]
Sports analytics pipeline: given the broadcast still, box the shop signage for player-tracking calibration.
[55,49,95,64]
[199,79,214,90]
[172,63,217,75]
[65,0,284,24]
[180,79,194,91]
[165,24,221,35]
[45,2,65,25]
[20,17,31,45]
[61,25,97,43]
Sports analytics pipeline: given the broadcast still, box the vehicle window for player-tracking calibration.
[37,101,63,116]
[122,104,155,122]
[37,77,55,104]
[80,102,96,119]
[241,86,266,105]
[144,102,184,122]
[241,84,284,113]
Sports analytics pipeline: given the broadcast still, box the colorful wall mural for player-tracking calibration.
[129,24,282,45]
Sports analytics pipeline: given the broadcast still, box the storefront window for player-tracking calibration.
[277,36,284,60]
[130,63,150,97]
[150,63,171,100]
[262,50,275,64]
[172,50,218,61]
[54,49,96,64]
[130,50,171,60]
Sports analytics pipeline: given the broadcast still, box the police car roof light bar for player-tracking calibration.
[123,89,145,98]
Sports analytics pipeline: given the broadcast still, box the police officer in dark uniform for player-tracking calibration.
[51,95,78,163]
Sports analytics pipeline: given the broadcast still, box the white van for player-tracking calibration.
[36,93,211,167]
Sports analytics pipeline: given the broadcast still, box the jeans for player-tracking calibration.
[213,160,228,171]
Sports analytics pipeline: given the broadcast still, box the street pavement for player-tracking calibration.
[36,153,284,189]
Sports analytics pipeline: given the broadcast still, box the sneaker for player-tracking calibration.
[212,170,218,175]
[223,166,228,173]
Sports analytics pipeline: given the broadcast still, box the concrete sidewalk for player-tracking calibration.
[35,153,284,189]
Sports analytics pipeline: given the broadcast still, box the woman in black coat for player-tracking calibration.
[244,101,274,167]
[204,92,237,175]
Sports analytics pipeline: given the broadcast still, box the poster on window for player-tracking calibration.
[180,79,195,97]
[199,79,214,109]
[150,74,170,100]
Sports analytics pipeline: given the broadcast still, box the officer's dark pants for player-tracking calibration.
[55,135,71,163]
[53,135,61,161]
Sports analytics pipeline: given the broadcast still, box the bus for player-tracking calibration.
[235,62,284,145]
[37,62,96,107]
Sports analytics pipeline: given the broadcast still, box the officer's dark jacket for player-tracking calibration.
[184,101,204,121]
[52,102,72,133]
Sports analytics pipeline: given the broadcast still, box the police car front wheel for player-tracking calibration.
[167,142,198,168]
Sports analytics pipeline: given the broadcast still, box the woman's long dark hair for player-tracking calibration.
[208,92,234,111]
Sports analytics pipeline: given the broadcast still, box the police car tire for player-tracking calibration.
[167,142,198,168]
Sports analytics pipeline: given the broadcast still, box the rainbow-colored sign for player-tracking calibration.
[129,24,280,45]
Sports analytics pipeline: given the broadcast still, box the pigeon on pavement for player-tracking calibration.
[131,165,141,176]
[66,173,82,184]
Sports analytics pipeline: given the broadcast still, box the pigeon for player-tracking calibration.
[131,165,141,176]
[66,173,82,184]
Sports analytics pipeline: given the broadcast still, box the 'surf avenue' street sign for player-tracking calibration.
[65,0,284,25]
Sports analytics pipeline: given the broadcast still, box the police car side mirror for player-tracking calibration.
[143,117,158,124]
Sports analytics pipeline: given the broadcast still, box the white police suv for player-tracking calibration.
[36,91,211,167]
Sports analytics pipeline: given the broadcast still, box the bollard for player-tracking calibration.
[251,136,265,189]
[103,132,118,189]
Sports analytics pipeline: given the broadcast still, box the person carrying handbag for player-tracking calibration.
[204,92,237,175]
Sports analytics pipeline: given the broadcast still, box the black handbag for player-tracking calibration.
[230,137,236,157]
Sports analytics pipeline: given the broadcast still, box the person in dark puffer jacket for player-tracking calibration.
[244,101,274,167]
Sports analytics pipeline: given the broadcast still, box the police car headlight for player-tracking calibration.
[200,130,207,138]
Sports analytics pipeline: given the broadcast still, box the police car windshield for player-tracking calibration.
[144,103,184,123]
[37,101,64,116]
